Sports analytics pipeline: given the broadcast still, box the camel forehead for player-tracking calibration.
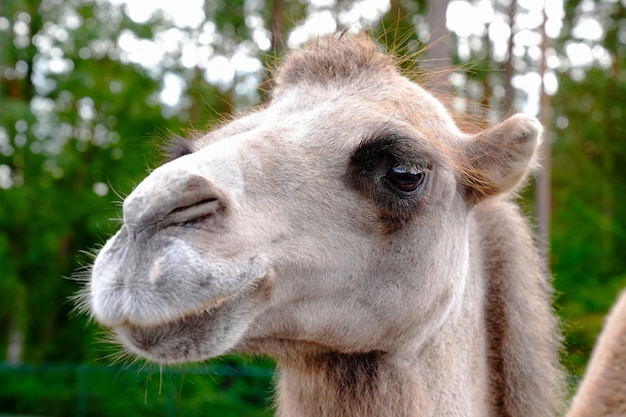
[192,99,448,172]
[270,35,460,146]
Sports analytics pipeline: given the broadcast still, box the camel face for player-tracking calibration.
[87,35,542,365]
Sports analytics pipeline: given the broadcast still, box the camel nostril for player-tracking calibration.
[122,170,229,235]
[161,198,223,227]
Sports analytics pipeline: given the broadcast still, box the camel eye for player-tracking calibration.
[384,166,425,194]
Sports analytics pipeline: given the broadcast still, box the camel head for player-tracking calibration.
[86,35,542,365]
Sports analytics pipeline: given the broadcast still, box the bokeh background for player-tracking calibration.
[1,0,625,415]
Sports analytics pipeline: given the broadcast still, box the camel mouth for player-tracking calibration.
[132,293,229,329]
[112,272,272,364]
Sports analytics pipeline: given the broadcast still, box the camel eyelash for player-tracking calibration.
[348,133,434,182]
[161,135,196,164]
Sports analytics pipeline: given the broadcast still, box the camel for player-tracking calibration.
[83,34,571,416]
[566,289,626,417]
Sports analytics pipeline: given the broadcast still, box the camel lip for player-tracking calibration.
[88,283,225,329]
[121,293,230,331]
[110,268,270,330]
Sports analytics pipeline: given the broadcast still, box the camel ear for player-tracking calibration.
[460,114,542,205]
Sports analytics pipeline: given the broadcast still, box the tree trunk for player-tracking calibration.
[424,0,451,71]
[503,0,517,115]
[270,0,285,53]
[535,3,551,266]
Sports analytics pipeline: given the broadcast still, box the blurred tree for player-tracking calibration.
[540,0,626,374]
[1,0,169,363]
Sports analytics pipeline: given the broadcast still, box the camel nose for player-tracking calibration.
[122,165,224,236]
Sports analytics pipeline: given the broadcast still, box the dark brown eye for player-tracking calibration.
[384,166,425,193]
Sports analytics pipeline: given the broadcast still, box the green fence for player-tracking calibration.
[0,362,275,417]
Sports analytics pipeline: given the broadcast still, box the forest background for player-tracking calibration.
[1,0,625,415]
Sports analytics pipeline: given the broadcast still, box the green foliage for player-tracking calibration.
[0,362,274,417]
[550,64,626,373]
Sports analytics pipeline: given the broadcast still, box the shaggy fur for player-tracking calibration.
[85,34,570,416]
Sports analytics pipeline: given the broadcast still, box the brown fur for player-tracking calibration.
[477,199,565,416]
[273,33,396,93]
[276,350,426,417]
[566,290,626,417]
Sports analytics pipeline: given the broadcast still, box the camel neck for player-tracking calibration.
[275,350,436,417]
[272,286,490,417]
